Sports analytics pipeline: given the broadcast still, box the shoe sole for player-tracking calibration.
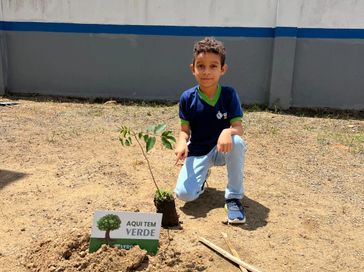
[227,218,246,224]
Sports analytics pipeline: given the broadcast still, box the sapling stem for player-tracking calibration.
[132,132,162,197]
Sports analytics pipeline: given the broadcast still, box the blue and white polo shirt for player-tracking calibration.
[179,85,243,156]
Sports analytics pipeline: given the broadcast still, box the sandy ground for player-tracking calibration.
[0,97,363,272]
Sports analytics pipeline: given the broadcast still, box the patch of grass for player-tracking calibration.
[267,125,279,135]
[317,131,364,154]
[244,104,267,113]
[285,107,364,120]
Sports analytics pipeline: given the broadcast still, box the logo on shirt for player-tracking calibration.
[216,111,227,120]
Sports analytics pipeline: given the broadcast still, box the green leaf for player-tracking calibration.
[146,136,156,152]
[122,128,127,137]
[119,138,124,146]
[162,130,174,137]
[154,189,174,202]
[124,136,132,146]
[165,135,176,143]
[138,132,144,139]
[162,131,176,143]
[154,123,166,134]
[146,125,155,133]
[119,126,135,147]
[161,136,173,149]
[120,126,130,139]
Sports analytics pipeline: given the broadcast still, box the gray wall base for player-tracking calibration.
[0,31,6,95]
[268,37,297,110]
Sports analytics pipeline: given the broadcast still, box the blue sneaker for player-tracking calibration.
[224,199,246,224]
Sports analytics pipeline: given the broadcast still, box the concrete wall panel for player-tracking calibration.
[292,39,364,110]
[6,32,272,104]
[221,38,273,104]
[0,31,6,94]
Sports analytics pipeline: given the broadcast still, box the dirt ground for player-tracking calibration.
[0,97,363,272]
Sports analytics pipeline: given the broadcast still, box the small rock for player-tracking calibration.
[166,259,177,266]
[185,263,195,269]
[62,249,72,259]
[79,251,87,258]
[104,100,117,105]
[99,244,108,252]
[196,265,207,271]
[26,263,35,268]
[79,262,88,269]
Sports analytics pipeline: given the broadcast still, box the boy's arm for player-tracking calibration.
[217,120,243,153]
[174,124,190,162]
[229,120,244,136]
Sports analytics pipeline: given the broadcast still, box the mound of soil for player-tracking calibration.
[24,228,146,272]
[23,228,208,272]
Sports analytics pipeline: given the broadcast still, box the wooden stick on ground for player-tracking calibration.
[221,232,248,272]
[199,236,262,272]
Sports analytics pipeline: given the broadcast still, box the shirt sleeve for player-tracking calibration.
[227,88,243,123]
[179,92,190,125]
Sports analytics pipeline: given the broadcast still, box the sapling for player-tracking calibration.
[119,123,179,226]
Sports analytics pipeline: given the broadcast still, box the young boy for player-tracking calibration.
[174,37,247,224]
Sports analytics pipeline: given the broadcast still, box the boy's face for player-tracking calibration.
[190,52,227,92]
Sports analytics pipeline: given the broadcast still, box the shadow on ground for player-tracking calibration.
[180,187,225,218]
[0,169,28,190]
[241,195,270,230]
[179,188,269,231]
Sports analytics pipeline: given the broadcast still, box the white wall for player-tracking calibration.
[0,0,277,27]
[299,0,364,28]
[276,0,364,29]
[2,0,364,29]
[3,0,364,29]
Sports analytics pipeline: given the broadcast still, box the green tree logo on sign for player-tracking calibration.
[97,214,121,246]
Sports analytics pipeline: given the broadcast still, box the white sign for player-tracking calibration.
[89,210,162,254]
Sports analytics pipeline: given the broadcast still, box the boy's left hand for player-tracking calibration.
[217,129,233,153]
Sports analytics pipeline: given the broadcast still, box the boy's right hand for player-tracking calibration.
[174,141,188,165]
[175,124,190,165]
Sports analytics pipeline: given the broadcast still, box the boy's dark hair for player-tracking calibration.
[192,37,226,66]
